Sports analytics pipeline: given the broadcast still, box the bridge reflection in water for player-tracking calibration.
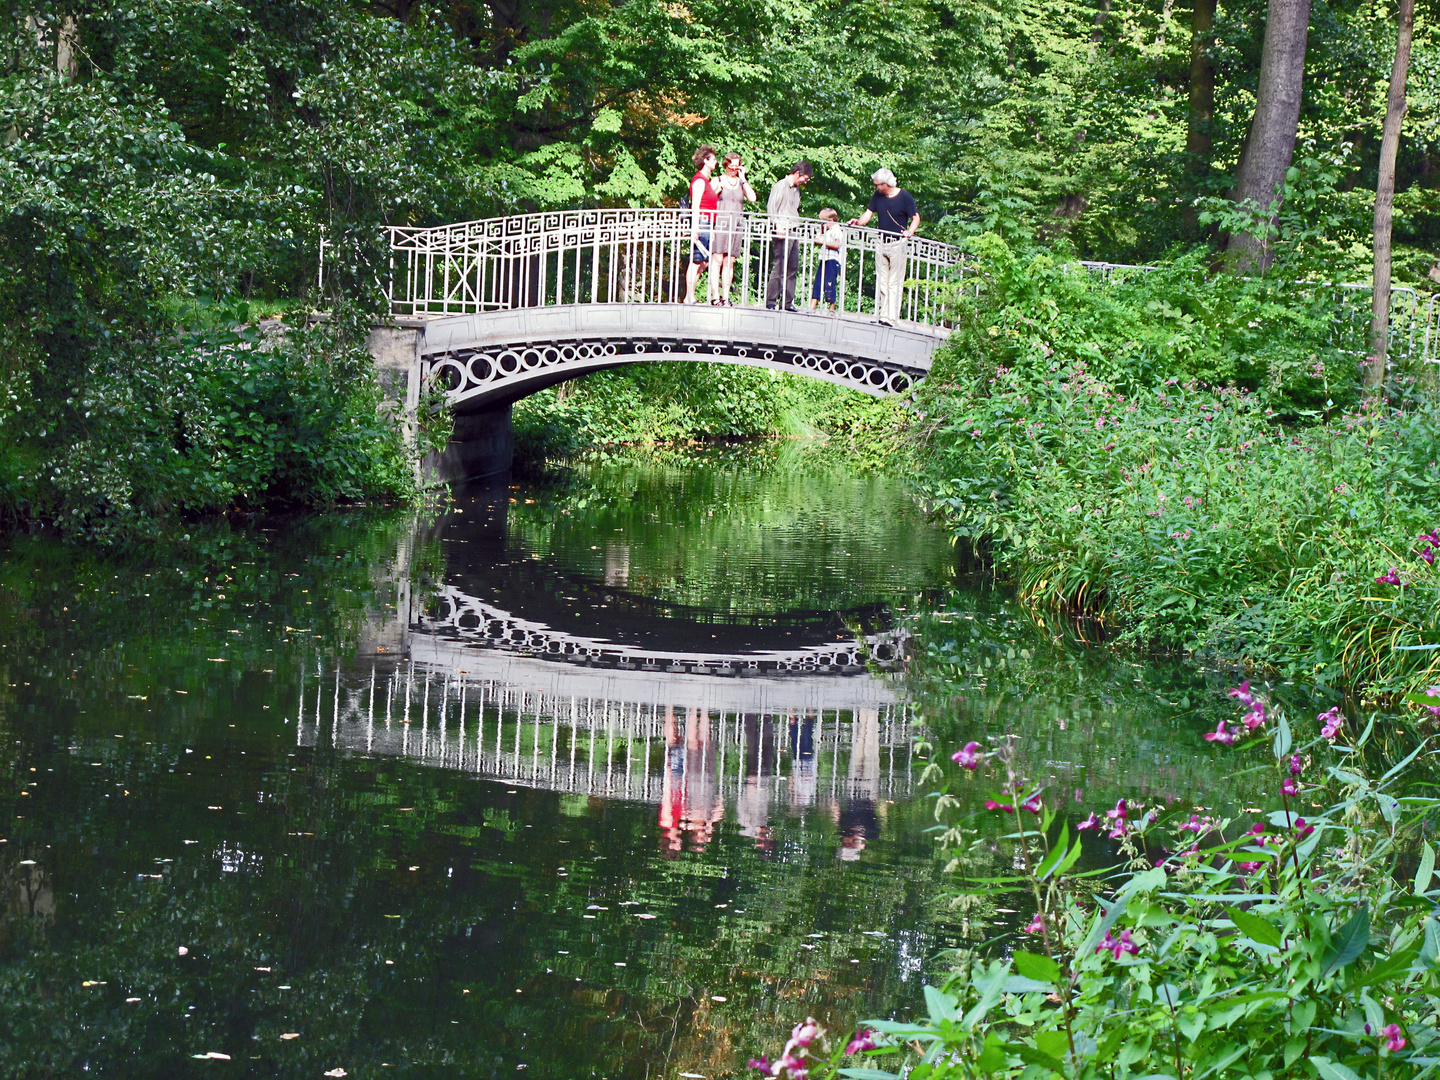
[297,647,918,858]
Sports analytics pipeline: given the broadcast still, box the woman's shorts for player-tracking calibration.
[811,260,839,303]
[691,230,711,264]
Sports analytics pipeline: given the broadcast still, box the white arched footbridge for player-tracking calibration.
[380,209,965,410]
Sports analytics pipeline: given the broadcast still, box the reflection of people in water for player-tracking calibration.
[659,705,726,854]
[788,710,818,811]
[834,707,881,861]
[737,713,777,853]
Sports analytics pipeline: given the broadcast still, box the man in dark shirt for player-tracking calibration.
[848,168,920,325]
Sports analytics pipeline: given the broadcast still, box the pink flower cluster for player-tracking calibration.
[1383,1024,1407,1053]
[1419,686,1440,721]
[1318,707,1343,740]
[1095,929,1138,959]
[1417,530,1439,566]
[844,1030,878,1055]
[751,1020,823,1078]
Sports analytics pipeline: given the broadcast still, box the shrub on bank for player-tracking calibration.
[913,237,1440,701]
[0,314,414,539]
[754,686,1440,1079]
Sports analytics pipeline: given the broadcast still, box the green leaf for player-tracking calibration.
[1035,1030,1070,1060]
[837,1071,901,1080]
[1224,906,1282,948]
[1273,711,1292,758]
[923,983,957,1024]
[1035,824,1069,880]
[1014,950,1062,983]
[1416,841,1435,896]
[1002,975,1055,993]
[1320,905,1371,977]
[975,1033,1008,1072]
[1013,1043,1065,1071]
[1311,1058,1366,1080]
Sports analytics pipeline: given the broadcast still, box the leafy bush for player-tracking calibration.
[751,684,1440,1079]
[937,235,1362,417]
[914,279,1440,699]
[0,314,413,538]
[513,363,903,459]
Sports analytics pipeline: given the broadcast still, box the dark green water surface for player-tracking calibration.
[0,446,1271,1079]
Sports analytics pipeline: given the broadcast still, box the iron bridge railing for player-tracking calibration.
[374,212,1440,370]
[384,209,966,329]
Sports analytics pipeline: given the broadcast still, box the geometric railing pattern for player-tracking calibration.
[387,209,965,329]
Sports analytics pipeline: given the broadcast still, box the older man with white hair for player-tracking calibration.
[848,167,919,325]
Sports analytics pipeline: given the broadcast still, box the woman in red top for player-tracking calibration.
[683,145,719,305]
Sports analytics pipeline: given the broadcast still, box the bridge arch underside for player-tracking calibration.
[417,304,941,412]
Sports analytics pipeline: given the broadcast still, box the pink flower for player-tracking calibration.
[1420,530,1440,547]
[1281,777,1300,796]
[844,1030,877,1056]
[1241,702,1266,731]
[1247,823,1266,837]
[985,799,1015,814]
[790,1021,819,1049]
[1108,821,1127,840]
[1204,721,1236,744]
[1289,754,1304,777]
[1095,929,1139,959]
[1021,790,1043,814]
[1376,567,1403,586]
[774,1053,806,1077]
[1319,707,1343,740]
[952,741,982,769]
[1179,815,1202,832]
[1238,861,1262,873]
[1227,681,1255,706]
[1425,687,1440,720]
[1023,913,1045,934]
[1383,1024,1406,1053]
[1107,799,1128,821]
[1422,549,1436,565]
[1293,818,1314,840]
[1077,812,1099,831]
[748,1058,771,1072]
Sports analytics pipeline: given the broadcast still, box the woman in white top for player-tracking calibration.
[707,152,756,305]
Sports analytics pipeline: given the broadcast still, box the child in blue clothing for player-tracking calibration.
[809,208,844,311]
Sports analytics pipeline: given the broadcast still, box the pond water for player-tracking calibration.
[0,446,1277,1078]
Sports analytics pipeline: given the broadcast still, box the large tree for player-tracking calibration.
[1223,0,1311,273]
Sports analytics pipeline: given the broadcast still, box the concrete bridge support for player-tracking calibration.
[368,323,515,486]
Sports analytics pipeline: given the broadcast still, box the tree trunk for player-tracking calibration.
[1365,0,1416,391]
[1223,0,1311,273]
[1186,0,1217,177]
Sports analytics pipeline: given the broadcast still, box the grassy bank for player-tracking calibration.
[911,238,1440,705]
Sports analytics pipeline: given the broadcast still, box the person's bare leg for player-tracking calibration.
[684,259,704,304]
[718,255,735,302]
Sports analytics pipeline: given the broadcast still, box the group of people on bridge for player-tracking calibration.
[681,146,921,326]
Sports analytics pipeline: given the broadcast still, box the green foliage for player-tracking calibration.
[512,362,906,462]
[912,238,1440,700]
[933,235,1359,414]
[756,690,1440,1079]
[0,314,414,539]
